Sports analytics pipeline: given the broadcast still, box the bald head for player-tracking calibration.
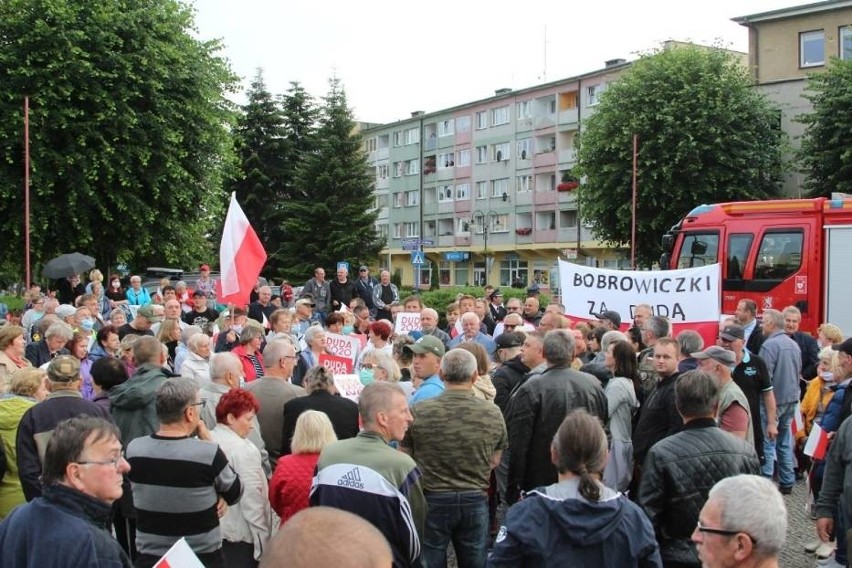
[260,507,392,568]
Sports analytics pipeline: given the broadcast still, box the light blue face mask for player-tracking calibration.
[359,368,375,386]
[81,318,95,332]
[342,325,354,335]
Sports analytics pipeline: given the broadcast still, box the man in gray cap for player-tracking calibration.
[597,310,622,331]
[693,345,754,445]
[16,355,112,501]
[406,336,445,404]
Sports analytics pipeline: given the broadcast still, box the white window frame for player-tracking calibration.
[517,139,531,160]
[587,84,603,106]
[438,184,454,203]
[438,152,455,168]
[475,111,488,130]
[394,192,404,208]
[455,183,470,200]
[516,100,531,119]
[438,119,454,137]
[365,138,377,152]
[456,149,471,167]
[842,26,852,60]
[516,175,532,193]
[393,131,403,147]
[491,105,510,126]
[476,145,488,164]
[406,191,420,207]
[492,213,509,233]
[800,30,825,67]
[404,222,420,238]
[406,159,420,176]
[394,162,404,178]
[376,163,389,179]
[492,178,509,198]
[393,223,402,238]
[457,218,471,235]
[476,181,488,200]
[492,142,510,162]
[456,115,471,133]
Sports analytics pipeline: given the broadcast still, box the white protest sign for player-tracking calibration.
[334,374,365,402]
[395,312,422,334]
[325,333,359,363]
[557,260,721,323]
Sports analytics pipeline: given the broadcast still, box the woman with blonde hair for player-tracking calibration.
[0,326,32,393]
[269,410,337,523]
[817,323,844,348]
[155,317,182,369]
[0,368,49,519]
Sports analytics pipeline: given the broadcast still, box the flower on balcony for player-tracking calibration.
[557,181,579,192]
[515,227,532,236]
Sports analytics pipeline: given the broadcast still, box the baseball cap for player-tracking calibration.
[597,310,622,328]
[719,325,745,342]
[296,298,316,308]
[489,288,502,299]
[192,289,207,298]
[359,265,369,272]
[200,264,210,271]
[691,345,736,366]
[137,305,163,323]
[495,332,523,349]
[55,304,77,320]
[404,335,445,358]
[48,355,81,383]
[832,338,852,357]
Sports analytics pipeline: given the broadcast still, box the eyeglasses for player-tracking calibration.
[190,400,207,409]
[695,521,756,543]
[361,363,374,369]
[504,325,517,330]
[76,453,126,471]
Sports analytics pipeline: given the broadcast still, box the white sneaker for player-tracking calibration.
[815,541,837,559]
[806,539,822,552]
[816,553,844,568]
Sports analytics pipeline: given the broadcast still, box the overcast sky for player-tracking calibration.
[193,0,805,124]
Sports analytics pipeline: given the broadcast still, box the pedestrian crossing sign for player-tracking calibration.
[411,251,425,265]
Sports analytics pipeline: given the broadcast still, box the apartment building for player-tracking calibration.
[363,59,631,290]
[734,0,852,196]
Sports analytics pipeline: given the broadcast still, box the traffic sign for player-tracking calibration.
[443,251,470,262]
[402,242,419,251]
[411,251,425,265]
[337,261,350,273]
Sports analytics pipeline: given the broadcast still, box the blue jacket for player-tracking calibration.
[0,483,132,567]
[488,478,661,567]
[820,379,851,435]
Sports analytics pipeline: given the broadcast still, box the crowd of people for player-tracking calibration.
[2,262,852,568]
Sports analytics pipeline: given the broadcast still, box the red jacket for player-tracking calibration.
[231,344,265,382]
[269,452,320,523]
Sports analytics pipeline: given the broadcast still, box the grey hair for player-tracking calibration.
[643,315,671,339]
[781,305,801,318]
[460,311,480,325]
[600,331,629,353]
[543,329,575,366]
[304,366,335,394]
[708,474,787,557]
[187,332,210,353]
[238,324,264,345]
[440,349,478,384]
[359,382,405,427]
[369,351,401,382]
[676,330,704,357]
[181,325,202,346]
[304,323,324,346]
[209,352,242,384]
[156,376,200,425]
[675,370,720,418]
[45,322,74,341]
[762,309,784,329]
[262,338,296,368]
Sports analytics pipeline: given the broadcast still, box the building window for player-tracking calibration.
[406,191,419,207]
[476,111,488,130]
[453,262,468,286]
[406,159,420,176]
[517,138,531,160]
[491,106,510,126]
[438,184,454,202]
[393,223,402,238]
[456,115,471,133]
[516,100,531,119]
[393,192,404,208]
[365,138,377,152]
[393,131,403,147]
[457,148,471,167]
[841,26,852,59]
[438,152,455,168]
[492,142,510,162]
[376,164,389,179]
[473,262,486,287]
[393,162,404,178]
[492,178,509,198]
[476,146,488,164]
[800,30,825,67]
[377,224,388,239]
[404,222,420,238]
[457,218,471,234]
[476,181,488,199]
[559,91,578,110]
[491,213,509,233]
[516,175,532,193]
[455,183,470,200]
[499,259,528,287]
[587,84,603,106]
[438,119,454,137]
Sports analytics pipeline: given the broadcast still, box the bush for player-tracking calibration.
[398,287,549,328]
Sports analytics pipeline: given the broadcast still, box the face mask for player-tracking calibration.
[821,371,835,382]
[239,376,246,389]
[232,325,243,334]
[32,311,44,322]
[359,368,375,386]
[342,325,354,335]
[81,318,95,332]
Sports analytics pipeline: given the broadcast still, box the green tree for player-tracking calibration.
[280,82,319,200]
[228,70,289,274]
[576,44,786,267]
[0,0,237,277]
[278,77,383,277]
[797,57,852,198]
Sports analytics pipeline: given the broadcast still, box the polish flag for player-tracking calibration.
[804,423,830,460]
[154,538,204,567]
[791,405,804,438]
[216,193,267,307]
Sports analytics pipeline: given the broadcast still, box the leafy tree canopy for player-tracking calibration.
[797,57,852,198]
[0,0,237,279]
[576,44,786,267]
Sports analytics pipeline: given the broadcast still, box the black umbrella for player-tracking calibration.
[42,253,96,279]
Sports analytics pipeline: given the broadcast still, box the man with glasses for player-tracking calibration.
[0,416,132,567]
[127,376,243,568]
[693,475,786,568]
[639,370,760,568]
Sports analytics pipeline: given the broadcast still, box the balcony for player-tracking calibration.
[375,177,389,190]
[377,147,389,160]
[533,151,556,168]
[558,148,577,164]
[558,107,579,126]
[534,114,555,130]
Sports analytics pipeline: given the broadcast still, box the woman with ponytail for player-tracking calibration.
[489,409,661,567]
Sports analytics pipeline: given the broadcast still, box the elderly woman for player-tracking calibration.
[182,332,213,386]
[108,307,127,328]
[266,309,296,344]
[281,366,359,455]
[0,326,32,393]
[453,342,497,401]
[125,275,151,306]
[817,323,844,349]
[489,409,661,566]
[325,312,345,335]
[90,280,111,320]
[210,390,272,567]
[174,325,202,374]
[299,324,328,370]
[361,350,414,400]
[355,320,393,371]
[269,410,337,523]
[232,325,265,383]
[0,368,49,519]
[64,331,94,400]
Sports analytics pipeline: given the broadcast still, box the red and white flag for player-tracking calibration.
[791,405,804,438]
[216,193,267,307]
[153,537,204,568]
[804,423,829,460]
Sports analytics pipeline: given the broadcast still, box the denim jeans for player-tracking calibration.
[761,401,797,487]
[422,491,489,568]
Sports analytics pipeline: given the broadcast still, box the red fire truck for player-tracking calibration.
[660,196,852,336]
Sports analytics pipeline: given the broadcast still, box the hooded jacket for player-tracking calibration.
[489,478,661,567]
[492,356,529,413]
[108,363,179,446]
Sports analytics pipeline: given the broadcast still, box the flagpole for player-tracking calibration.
[24,97,31,288]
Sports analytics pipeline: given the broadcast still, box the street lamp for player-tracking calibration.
[472,210,499,286]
